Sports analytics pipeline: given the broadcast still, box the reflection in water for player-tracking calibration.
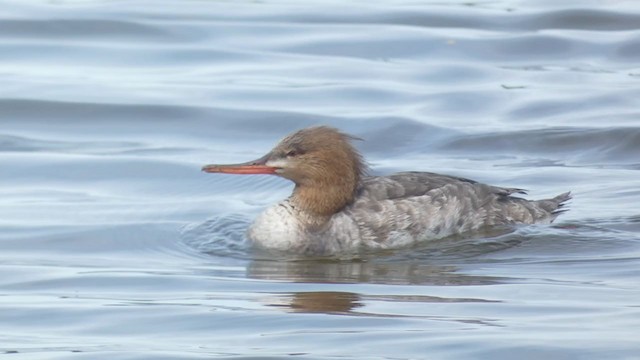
[247,258,506,286]
[269,291,363,314]
[265,291,500,325]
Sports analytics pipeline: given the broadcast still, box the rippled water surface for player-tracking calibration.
[1,1,640,359]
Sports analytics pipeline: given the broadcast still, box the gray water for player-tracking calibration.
[1,1,640,359]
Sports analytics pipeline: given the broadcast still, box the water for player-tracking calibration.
[1,0,640,359]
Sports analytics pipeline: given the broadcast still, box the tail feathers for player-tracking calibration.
[537,191,572,216]
[553,191,573,204]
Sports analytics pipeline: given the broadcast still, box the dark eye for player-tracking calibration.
[286,150,297,157]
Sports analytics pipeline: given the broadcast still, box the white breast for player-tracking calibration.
[247,200,366,255]
[247,201,305,252]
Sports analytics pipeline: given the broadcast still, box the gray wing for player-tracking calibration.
[359,172,527,201]
[344,172,570,245]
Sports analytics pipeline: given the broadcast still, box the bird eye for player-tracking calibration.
[286,150,297,157]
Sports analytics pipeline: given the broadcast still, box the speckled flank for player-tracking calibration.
[248,171,571,255]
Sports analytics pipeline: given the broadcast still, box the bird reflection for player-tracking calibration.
[265,290,499,324]
[268,291,363,314]
[246,258,505,286]
[248,255,505,324]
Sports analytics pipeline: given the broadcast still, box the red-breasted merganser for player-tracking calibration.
[202,126,571,255]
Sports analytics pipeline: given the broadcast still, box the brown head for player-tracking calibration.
[202,126,366,218]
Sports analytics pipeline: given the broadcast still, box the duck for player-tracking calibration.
[202,126,571,255]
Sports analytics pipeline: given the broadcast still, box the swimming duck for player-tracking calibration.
[202,126,571,255]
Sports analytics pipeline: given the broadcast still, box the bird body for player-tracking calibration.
[203,126,571,255]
